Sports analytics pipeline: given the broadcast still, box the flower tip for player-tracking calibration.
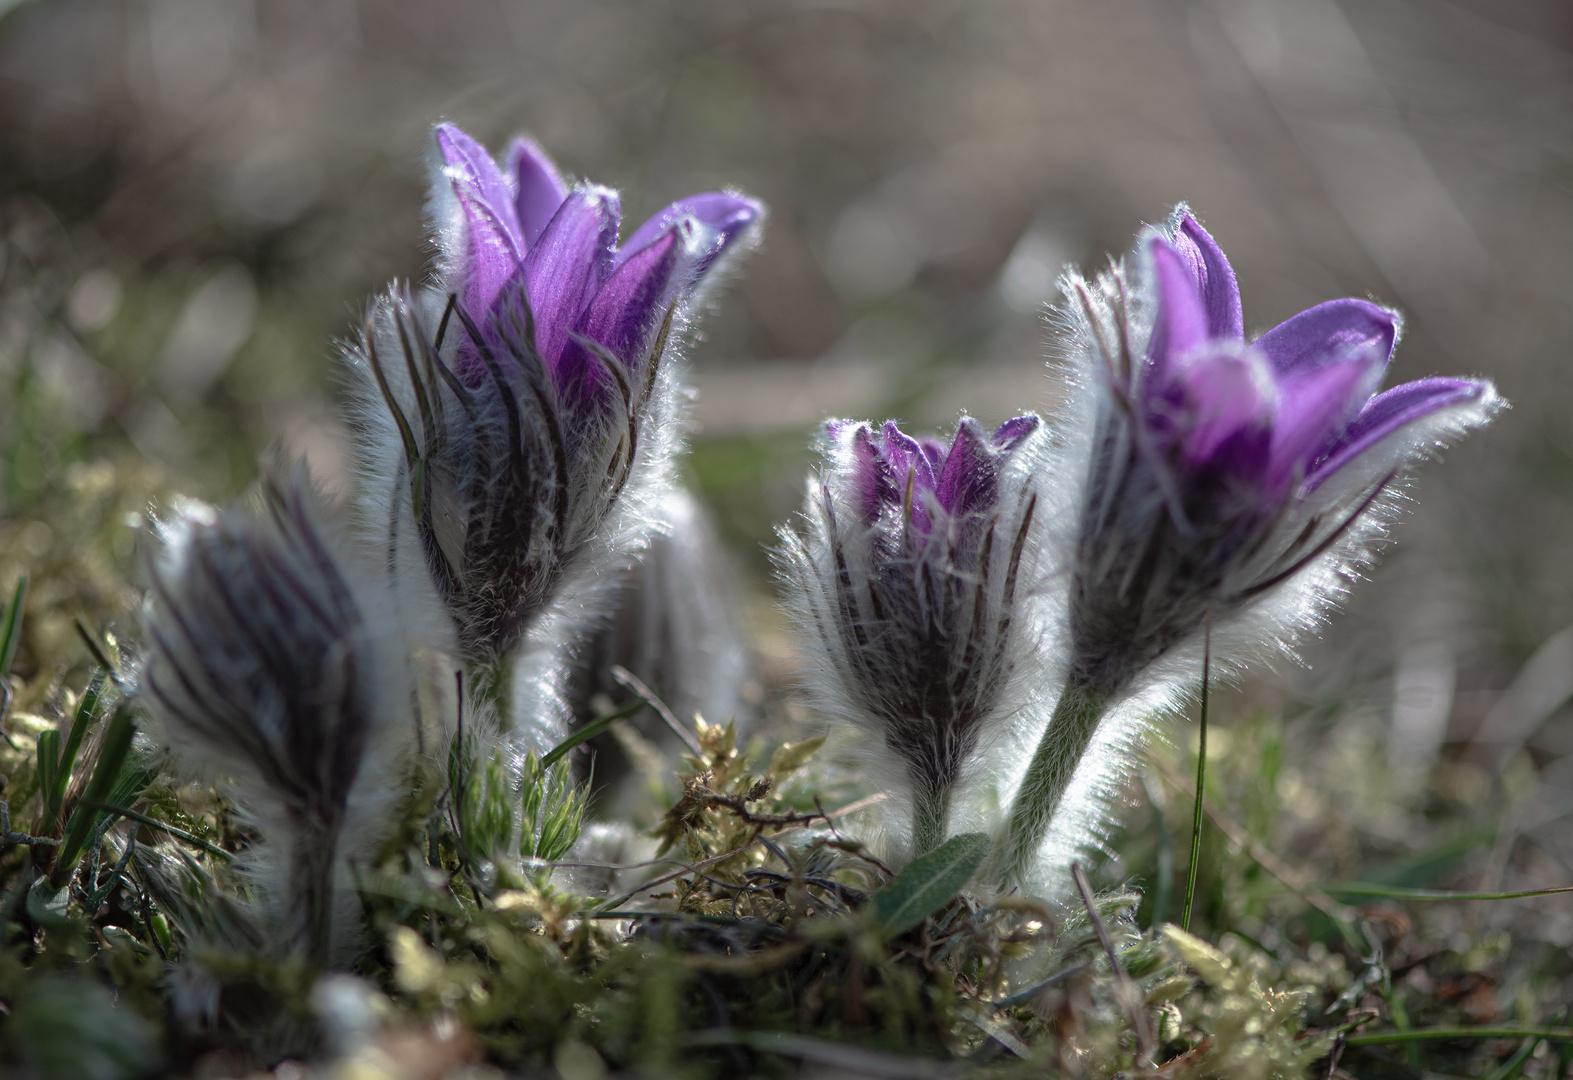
[992,414,1040,450]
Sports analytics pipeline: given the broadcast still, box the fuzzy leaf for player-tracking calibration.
[767,735,825,783]
[1163,924,1234,986]
[872,832,990,937]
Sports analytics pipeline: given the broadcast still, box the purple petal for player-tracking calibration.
[1173,213,1243,342]
[992,415,1039,451]
[1256,299,1397,376]
[934,418,999,518]
[505,136,569,248]
[1145,238,1211,386]
[557,229,681,406]
[845,423,893,525]
[1265,353,1383,493]
[1304,377,1488,490]
[620,192,763,274]
[879,420,936,534]
[914,436,948,475]
[437,124,526,318]
[522,187,621,369]
[1171,347,1276,471]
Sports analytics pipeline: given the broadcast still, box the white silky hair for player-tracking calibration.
[137,469,414,961]
[570,485,755,750]
[1005,209,1503,899]
[775,419,1056,864]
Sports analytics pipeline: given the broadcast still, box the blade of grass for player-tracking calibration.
[610,665,703,756]
[49,703,135,889]
[1481,1036,1541,1080]
[0,574,26,735]
[1323,882,1573,902]
[1154,756,1360,948]
[1181,610,1211,932]
[51,669,108,821]
[1344,1027,1573,1046]
[541,696,648,768]
[80,802,230,860]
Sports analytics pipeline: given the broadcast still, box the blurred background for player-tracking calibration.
[2,0,1573,1025]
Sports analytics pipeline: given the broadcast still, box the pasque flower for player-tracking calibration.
[780,414,1041,855]
[140,473,409,960]
[996,207,1500,890]
[351,124,761,696]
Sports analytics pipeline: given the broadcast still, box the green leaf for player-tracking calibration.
[871,832,990,938]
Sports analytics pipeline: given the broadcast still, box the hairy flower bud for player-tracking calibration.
[349,124,762,691]
[140,474,409,959]
[997,207,1502,892]
[780,415,1042,856]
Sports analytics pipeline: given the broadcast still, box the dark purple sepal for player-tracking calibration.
[1166,346,1275,474]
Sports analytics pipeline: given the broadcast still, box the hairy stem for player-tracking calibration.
[286,818,340,960]
[466,653,515,731]
[911,783,952,857]
[995,682,1107,891]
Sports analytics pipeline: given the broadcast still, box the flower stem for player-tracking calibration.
[995,682,1107,891]
[466,653,514,731]
[1180,613,1211,931]
[911,784,952,857]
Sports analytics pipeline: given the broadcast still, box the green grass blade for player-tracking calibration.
[80,802,230,860]
[541,696,647,768]
[1323,882,1573,902]
[36,730,60,823]
[1344,1027,1573,1046]
[56,669,107,800]
[1482,1036,1541,1080]
[1181,612,1211,932]
[50,703,135,889]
